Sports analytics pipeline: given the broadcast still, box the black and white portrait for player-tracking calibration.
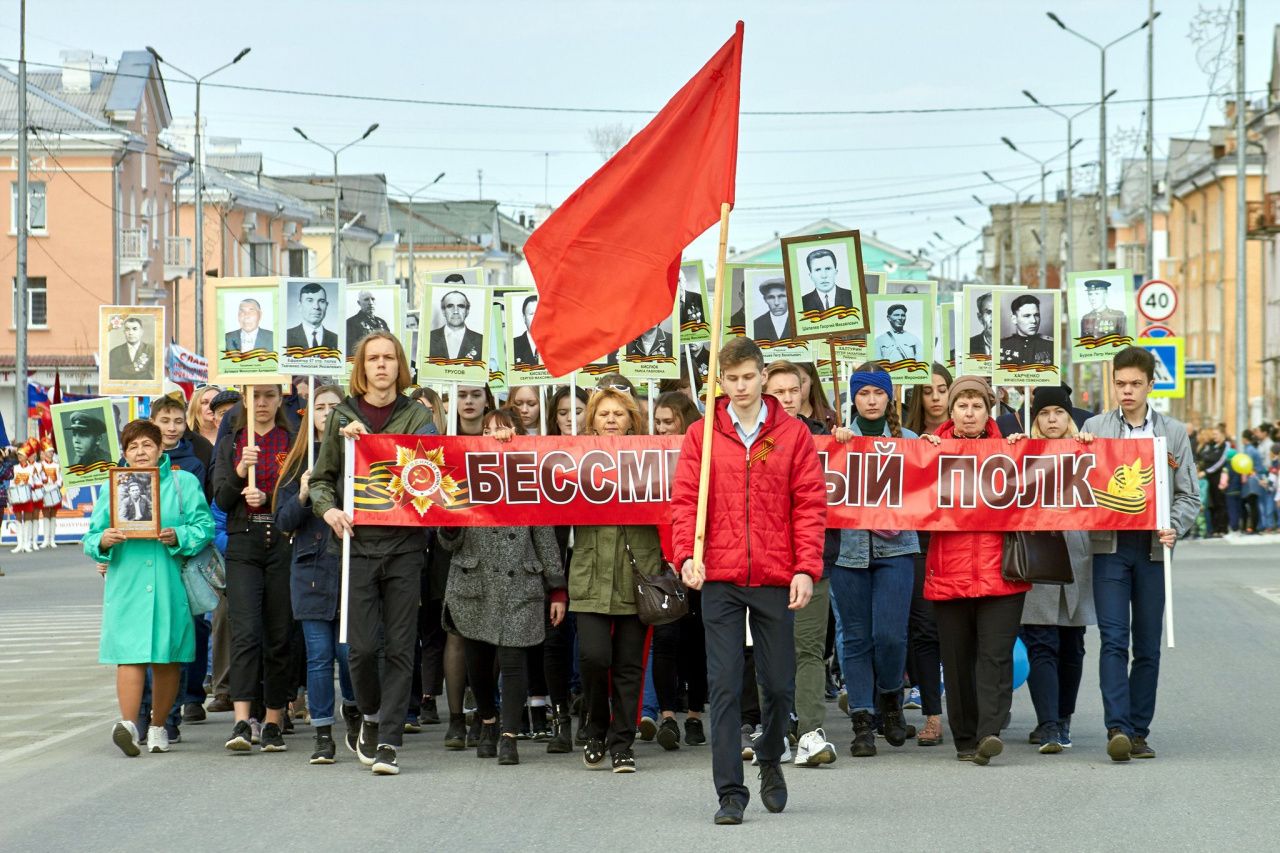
[1074,274,1129,340]
[678,261,709,342]
[284,280,341,352]
[725,265,750,334]
[747,269,794,342]
[967,290,994,357]
[117,475,153,522]
[511,292,541,366]
[873,302,924,362]
[625,315,674,358]
[428,285,486,363]
[345,288,391,356]
[223,294,275,354]
[61,408,111,469]
[798,245,854,314]
[405,311,420,363]
[105,315,155,382]
[998,291,1057,367]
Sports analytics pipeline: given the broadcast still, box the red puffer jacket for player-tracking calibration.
[671,396,827,587]
[923,419,1031,601]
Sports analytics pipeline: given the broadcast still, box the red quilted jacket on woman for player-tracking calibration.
[923,419,1031,601]
[671,396,827,587]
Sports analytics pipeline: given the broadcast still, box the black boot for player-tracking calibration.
[850,710,877,757]
[444,713,466,750]
[547,706,573,754]
[498,732,520,765]
[477,721,499,758]
[879,691,909,747]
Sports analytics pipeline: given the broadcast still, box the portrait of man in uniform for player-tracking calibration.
[1079,278,1127,339]
[107,316,156,381]
[874,302,923,362]
[345,289,390,355]
[999,293,1055,366]
[626,320,673,358]
[62,409,112,469]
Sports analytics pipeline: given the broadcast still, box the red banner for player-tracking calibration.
[349,434,1163,531]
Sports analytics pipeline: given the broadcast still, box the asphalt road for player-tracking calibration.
[1,538,1277,852]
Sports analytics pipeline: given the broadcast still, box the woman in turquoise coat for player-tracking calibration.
[84,419,215,757]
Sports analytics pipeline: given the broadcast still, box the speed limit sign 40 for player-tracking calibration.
[1137,279,1177,323]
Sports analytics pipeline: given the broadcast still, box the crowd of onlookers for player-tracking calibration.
[1188,422,1280,536]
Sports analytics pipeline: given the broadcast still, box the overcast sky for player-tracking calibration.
[3,0,1274,276]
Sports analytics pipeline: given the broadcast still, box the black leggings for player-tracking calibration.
[907,550,943,716]
[542,603,573,710]
[463,638,529,735]
[225,526,293,710]
[652,590,707,713]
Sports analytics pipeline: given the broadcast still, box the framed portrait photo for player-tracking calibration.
[958,284,1024,379]
[744,267,809,364]
[421,267,487,309]
[344,281,401,359]
[678,260,711,344]
[868,293,933,385]
[109,467,161,539]
[1068,268,1135,363]
[52,398,120,489]
[488,297,509,393]
[936,301,956,369]
[863,271,885,296]
[279,277,346,375]
[505,290,557,385]
[994,289,1062,386]
[780,230,869,340]
[419,284,490,383]
[720,263,774,341]
[621,293,680,381]
[206,278,288,385]
[99,305,165,396]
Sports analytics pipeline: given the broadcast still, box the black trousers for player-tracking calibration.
[347,549,423,747]
[653,590,707,713]
[414,596,446,705]
[907,552,944,716]
[575,612,646,754]
[934,593,1026,753]
[225,526,293,710]
[463,638,529,735]
[542,607,574,710]
[702,582,794,805]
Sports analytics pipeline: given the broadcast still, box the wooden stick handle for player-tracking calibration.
[828,339,843,428]
[693,202,732,572]
[246,385,257,492]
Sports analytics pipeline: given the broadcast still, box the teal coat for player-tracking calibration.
[84,457,215,665]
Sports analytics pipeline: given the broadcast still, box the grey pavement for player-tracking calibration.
[0,538,1277,852]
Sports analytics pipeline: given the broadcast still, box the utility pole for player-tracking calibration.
[1145,0,1156,281]
[15,0,28,442]
[478,169,484,200]
[294,124,380,282]
[389,173,445,307]
[1235,0,1248,435]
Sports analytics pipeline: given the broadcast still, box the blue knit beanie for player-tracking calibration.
[849,370,893,400]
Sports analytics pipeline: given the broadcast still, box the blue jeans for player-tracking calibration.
[301,619,355,727]
[641,644,659,720]
[1093,532,1164,738]
[829,555,914,712]
[182,614,211,705]
[1019,624,1086,731]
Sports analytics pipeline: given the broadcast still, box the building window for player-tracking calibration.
[288,248,308,277]
[10,181,47,232]
[250,242,272,276]
[11,276,48,328]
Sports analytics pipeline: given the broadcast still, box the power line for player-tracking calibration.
[1,55,1264,117]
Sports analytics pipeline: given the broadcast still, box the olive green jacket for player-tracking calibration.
[568,524,663,616]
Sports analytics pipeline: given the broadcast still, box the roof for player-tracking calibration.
[207,152,263,175]
[0,354,97,369]
[389,199,533,251]
[727,218,930,277]
[178,166,314,221]
[105,51,169,125]
[262,173,391,233]
[0,64,122,136]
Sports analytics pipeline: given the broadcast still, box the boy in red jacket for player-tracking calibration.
[672,338,827,826]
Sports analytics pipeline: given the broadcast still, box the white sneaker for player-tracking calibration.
[750,732,792,765]
[112,720,141,756]
[794,728,837,767]
[147,725,170,753]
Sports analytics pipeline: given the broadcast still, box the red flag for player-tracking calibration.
[527,22,743,376]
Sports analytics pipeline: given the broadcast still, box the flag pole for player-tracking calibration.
[570,371,579,435]
[647,381,656,434]
[693,202,732,577]
[338,435,355,644]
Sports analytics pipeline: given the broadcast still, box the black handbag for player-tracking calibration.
[1000,530,1075,586]
[622,530,689,626]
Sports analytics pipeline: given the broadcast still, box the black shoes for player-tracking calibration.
[420,695,441,725]
[758,761,788,813]
[656,717,681,751]
[498,733,520,765]
[1107,727,1132,762]
[259,722,287,752]
[356,720,378,766]
[476,722,499,759]
[971,735,1002,766]
[714,797,745,826]
[849,710,876,757]
[181,702,206,724]
[444,713,467,750]
[342,704,362,754]
[310,733,336,764]
[583,738,608,770]
[225,719,252,752]
[1131,736,1156,759]
[372,745,399,775]
[878,691,909,747]
[684,717,706,746]
[466,717,482,748]
[611,749,636,773]
[547,708,573,754]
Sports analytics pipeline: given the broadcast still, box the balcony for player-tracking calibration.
[1246,192,1280,238]
[164,236,193,281]
[119,227,150,275]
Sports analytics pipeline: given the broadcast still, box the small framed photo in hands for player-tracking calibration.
[109,468,161,539]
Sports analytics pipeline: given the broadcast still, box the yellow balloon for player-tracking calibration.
[1231,452,1254,475]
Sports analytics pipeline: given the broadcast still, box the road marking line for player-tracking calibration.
[0,718,115,765]
[1252,588,1280,607]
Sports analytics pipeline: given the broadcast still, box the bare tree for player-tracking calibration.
[587,123,634,161]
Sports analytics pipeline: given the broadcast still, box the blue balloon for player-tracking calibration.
[1013,637,1029,690]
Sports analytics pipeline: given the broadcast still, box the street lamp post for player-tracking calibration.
[1023,88,1116,273]
[293,124,380,281]
[1001,137,1082,287]
[146,45,250,356]
[983,172,1042,286]
[1046,10,1160,270]
[389,173,446,308]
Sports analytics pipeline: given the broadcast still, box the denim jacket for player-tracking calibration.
[834,421,920,568]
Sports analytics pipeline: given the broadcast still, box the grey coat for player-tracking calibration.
[439,525,564,648]
[1020,530,1096,627]
[1082,407,1201,562]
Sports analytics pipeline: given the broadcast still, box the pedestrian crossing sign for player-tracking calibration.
[1138,337,1184,399]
